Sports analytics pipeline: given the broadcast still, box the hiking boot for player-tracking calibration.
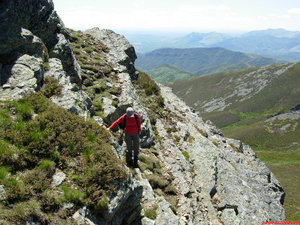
[126,160,134,167]
[133,162,139,168]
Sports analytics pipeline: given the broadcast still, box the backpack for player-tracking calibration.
[119,113,139,130]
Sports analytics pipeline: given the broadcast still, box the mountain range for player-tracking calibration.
[135,47,281,83]
[126,28,300,62]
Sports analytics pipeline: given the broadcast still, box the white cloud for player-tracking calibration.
[288,8,300,14]
[54,1,300,32]
[178,4,231,13]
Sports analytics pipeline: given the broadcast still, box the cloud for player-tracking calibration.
[288,8,300,14]
[178,4,231,13]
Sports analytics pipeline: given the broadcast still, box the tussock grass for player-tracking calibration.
[68,29,121,117]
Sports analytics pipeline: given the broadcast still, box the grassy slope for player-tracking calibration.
[0,93,127,224]
[136,47,280,83]
[170,63,300,220]
[0,29,129,224]
[147,65,192,84]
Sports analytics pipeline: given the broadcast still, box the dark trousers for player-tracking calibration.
[124,133,140,166]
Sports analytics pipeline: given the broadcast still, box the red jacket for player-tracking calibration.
[109,113,141,134]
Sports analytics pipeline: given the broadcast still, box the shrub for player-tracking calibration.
[146,174,169,189]
[139,154,161,171]
[40,190,61,212]
[0,199,43,224]
[95,194,109,215]
[13,101,32,121]
[2,177,29,203]
[37,159,56,172]
[0,92,127,216]
[0,167,9,180]
[61,185,85,205]
[43,62,50,71]
[144,205,158,220]
[41,76,63,98]
[21,169,52,194]
[11,199,43,223]
[137,72,160,96]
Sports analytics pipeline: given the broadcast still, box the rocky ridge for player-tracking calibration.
[0,0,285,224]
[196,63,295,113]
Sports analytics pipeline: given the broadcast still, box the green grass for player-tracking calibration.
[0,93,127,222]
[182,151,190,161]
[268,164,300,221]
[61,184,85,205]
[146,64,192,84]
[37,159,56,172]
[144,205,158,220]
[0,199,43,224]
[41,76,63,98]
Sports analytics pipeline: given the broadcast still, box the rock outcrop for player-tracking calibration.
[0,1,286,224]
[154,86,285,224]
[0,0,90,118]
[85,28,137,79]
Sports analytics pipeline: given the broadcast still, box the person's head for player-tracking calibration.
[126,107,134,117]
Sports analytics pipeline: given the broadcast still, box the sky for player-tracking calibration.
[52,0,300,33]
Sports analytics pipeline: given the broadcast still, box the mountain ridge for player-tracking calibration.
[136,47,282,83]
[126,28,300,62]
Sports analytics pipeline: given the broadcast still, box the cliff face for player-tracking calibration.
[0,0,91,118]
[0,1,285,224]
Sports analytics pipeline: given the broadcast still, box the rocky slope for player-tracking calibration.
[0,0,285,224]
[169,57,300,220]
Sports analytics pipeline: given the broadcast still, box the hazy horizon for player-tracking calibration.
[52,0,300,34]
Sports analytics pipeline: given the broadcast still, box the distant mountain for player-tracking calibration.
[212,30,300,61]
[171,32,231,48]
[123,33,175,53]
[125,29,300,62]
[135,47,281,83]
[242,28,300,38]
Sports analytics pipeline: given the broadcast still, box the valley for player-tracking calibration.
[170,62,300,220]
[136,47,281,83]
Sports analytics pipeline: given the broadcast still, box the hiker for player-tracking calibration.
[107,107,142,168]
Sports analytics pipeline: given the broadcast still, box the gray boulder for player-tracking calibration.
[51,170,66,187]
[0,53,43,100]
[45,58,92,118]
